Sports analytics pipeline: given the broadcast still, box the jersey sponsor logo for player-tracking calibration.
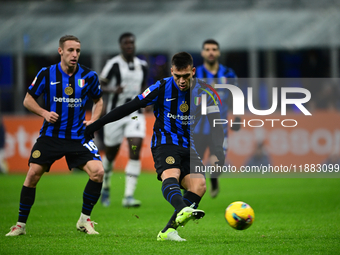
[50,81,60,85]
[142,88,151,98]
[167,112,195,121]
[166,98,176,101]
[167,112,196,125]
[53,96,82,108]
[53,97,82,103]
[31,77,37,86]
[78,79,85,88]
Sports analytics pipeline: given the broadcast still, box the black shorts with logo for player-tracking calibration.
[28,136,101,172]
[151,144,204,182]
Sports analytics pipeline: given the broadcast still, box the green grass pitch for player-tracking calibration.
[0,172,339,254]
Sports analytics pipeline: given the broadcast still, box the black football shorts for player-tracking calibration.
[28,136,101,172]
[151,144,204,182]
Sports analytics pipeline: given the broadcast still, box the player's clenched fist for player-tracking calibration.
[44,111,59,123]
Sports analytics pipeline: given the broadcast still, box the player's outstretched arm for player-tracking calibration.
[207,112,225,165]
[23,92,59,123]
[85,97,142,139]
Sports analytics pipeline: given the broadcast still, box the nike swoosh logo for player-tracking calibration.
[166,98,176,101]
[169,187,176,190]
[50,81,60,85]
[95,153,100,157]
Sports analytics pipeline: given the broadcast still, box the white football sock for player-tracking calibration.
[124,159,141,197]
[79,212,90,222]
[102,156,113,190]
[16,222,26,227]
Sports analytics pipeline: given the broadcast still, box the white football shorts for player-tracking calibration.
[103,113,146,147]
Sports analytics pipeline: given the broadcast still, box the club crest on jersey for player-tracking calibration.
[194,97,201,106]
[31,77,37,86]
[180,101,189,112]
[78,79,85,88]
[64,85,73,96]
[142,88,151,98]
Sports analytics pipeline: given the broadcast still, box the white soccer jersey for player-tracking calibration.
[100,55,148,113]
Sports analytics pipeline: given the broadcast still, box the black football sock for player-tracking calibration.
[162,210,178,232]
[162,190,202,232]
[18,186,36,223]
[183,190,202,209]
[161,177,187,212]
[82,179,102,216]
[210,178,218,190]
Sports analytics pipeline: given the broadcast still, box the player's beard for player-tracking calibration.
[206,57,217,66]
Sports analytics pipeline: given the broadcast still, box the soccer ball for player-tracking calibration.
[225,201,255,230]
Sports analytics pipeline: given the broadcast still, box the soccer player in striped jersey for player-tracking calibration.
[6,35,104,236]
[99,32,148,208]
[194,39,240,198]
[85,52,225,241]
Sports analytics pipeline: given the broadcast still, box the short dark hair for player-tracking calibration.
[171,52,193,70]
[59,35,80,48]
[119,32,135,43]
[202,39,219,49]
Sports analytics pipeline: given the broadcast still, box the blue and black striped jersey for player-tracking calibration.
[194,64,237,136]
[28,63,102,140]
[136,77,219,149]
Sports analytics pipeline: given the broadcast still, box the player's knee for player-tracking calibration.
[190,180,206,197]
[198,181,207,195]
[25,174,38,187]
[97,168,104,181]
[24,168,43,187]
[90,167,104,182]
